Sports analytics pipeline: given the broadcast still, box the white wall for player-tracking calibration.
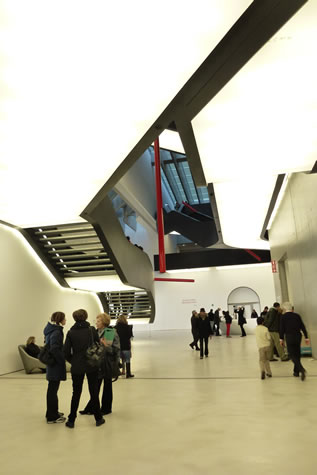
[147,263,275,331]
[0,224,103,374]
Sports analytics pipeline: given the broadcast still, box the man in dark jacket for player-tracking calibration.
[280,302,309,380]
[198,308,212,359]
[189,311,200,351]
[64,309,105,428]
[264,302,288,361]
[213,308,221,336]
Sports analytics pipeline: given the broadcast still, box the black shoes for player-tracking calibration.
[65,420,75,429]
[101,410,112,415]
[266,373,272,378]
[300,370,306,381]
[47,416,66,424]
[79,410,93,415]
[96,418,105,427]
[261,371,265,380]
[195,348,200,351]
[189,343,194,349]
[293,372,299,377]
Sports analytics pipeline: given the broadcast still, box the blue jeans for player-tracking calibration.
[121,350,131,363]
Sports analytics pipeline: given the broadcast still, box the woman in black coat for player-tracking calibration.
[198,308,212,359]
[43,312,67,424]
[64,309,104,429]
[80,312,120,415]
[238,307,247,337]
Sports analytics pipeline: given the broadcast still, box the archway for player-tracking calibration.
[227,287,261,333]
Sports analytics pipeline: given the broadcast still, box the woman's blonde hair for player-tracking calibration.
[26,336,35,345]
[97,312,111,327]
[117,314,128,324]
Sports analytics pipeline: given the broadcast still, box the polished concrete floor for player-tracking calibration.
[1,330,317,475]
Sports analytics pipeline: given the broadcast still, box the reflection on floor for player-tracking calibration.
[1,330,316,475]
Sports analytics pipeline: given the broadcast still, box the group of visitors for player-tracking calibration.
[42,309,134,428]
[255,301,309,381]
[189,307,235,359]
[190,301,310,381]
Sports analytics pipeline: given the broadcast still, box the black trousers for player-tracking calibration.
[191,330,200,349]
[46,380,61,421]
[239,324,246,336]
[213,323,220,336]
[200,337,209,357]
[68,371,102,422]
[83,377,113,414]
[286,334,305,375]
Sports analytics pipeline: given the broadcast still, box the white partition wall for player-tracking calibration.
[0,224,103,375]
[149,264,275,331]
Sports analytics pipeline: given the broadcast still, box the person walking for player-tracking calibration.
[189,310,200,351]
[238,307,247,337]
[255,316,272,379]
[280,302,309,380]
[223,311,232,338]
[264,302,288,361]
[197,308,212,359]
[43,311,67,424]
[64,309,105,428]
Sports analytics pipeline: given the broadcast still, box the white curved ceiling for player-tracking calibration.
[192,1,317,248]
[0,0,252,227]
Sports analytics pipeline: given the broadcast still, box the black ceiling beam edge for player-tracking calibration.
[260,174,285,241]
[186,0,308,119]
[82,0,307,218]
[154,248,271,272]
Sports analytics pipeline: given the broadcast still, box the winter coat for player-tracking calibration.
[214,310,220,325]
[43,322,66,382]
[99,326,121,379]
[238,308,246,325]
[190,316,199,335]
[64,321,99,374]
[198,314,212,338]
[26,342,41,358]
[264,307,280,332]
[115,322,133,351]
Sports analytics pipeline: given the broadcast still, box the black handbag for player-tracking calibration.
[38,344,55,366]
[86,327,105,368]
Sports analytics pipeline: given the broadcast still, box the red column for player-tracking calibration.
[154,138,166,273]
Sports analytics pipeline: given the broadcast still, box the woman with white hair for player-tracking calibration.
[279,302,309,380]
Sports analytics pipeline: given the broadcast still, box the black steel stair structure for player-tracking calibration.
[24,222,116,279]
[102,290,152,321]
